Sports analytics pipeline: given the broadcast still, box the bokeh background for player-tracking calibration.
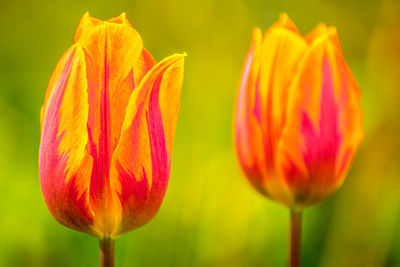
[1,0,399,266]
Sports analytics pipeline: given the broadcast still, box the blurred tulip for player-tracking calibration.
[235,13,363,211]
[234,13,363,267]
[39,13,185,265]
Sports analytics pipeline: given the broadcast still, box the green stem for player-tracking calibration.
[100,238,114,267]
[289,210,302,267]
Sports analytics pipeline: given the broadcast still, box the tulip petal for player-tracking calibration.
[234,28,269,195]
[276,36,335,207]
[106,12,134,28]
[276,29,363,207]
[74,19,146,234]
[39,46,98,235]
[305,24,330,44]
[327,31,363,182]
[246,23,308,204]
[265,13,301,37]
[109,54,185,237]
[74,12,103,43]
[134,48,156,89]
[258,24,308,168]
[40,46,76,130]
[77,20,144,153]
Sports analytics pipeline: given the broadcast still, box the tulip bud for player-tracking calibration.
[234,13,363,210]
[39,13,185,238]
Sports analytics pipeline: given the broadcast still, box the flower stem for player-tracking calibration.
[289,209,302,267]
[100,238,114,267]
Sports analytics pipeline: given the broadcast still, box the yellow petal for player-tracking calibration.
[258,25,308,155]
[77,20,144,154]
[74,12,103,43]
[40,46,76,130]
[106,12,134,28]
[109,54,185,236]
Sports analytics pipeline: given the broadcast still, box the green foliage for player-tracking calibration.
[0,0,399,266]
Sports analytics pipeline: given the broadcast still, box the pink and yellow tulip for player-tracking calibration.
[234,14,363,211]
[39,13,185,241]
[234,13,363,267]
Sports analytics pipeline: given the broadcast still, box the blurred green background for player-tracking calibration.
[1,0,400,266]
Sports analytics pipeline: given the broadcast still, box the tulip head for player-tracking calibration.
[39,13,185,238]
[234,14,363,210]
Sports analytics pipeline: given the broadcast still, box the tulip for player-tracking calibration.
[39,13,185,267]
[234,14,363,267]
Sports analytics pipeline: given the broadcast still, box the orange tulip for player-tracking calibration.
[234,13,363,267]
[39,12,185,243]
[234,13,363,211]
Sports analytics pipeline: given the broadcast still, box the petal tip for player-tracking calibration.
[271,12,299,34]
[278,12,294,26]
[279,12,289,21]
[252,27,263,44]
[74,12,104,42]
[252,27,262,36]
[168,53,186,70]
[170,53,187,63]
[106,12,133,28]
[327,26,338,37]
